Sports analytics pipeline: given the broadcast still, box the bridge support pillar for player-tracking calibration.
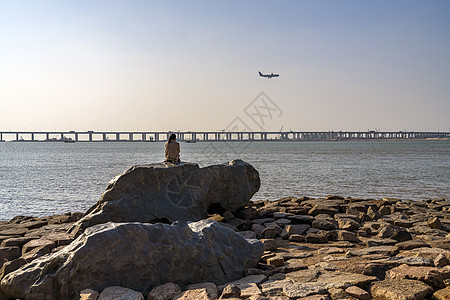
[129,133,133,141]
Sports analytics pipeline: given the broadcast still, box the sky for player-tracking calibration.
[1,0,449,132]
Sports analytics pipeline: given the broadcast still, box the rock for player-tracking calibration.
[186,282,218,299]
[80,289,100,300]
[312,219,337,231]
[260,239,278,251]
[173,288,212,300]
[70,160,260,235]
[390,229,412,242]
[365,238,397,247]
[284,224,310,235]
[367,206,380,220]
[378,205,392,216]
[306,233,328,243]
[219,284,240,299]
[0,236,39,248]
[370,279,433,300]
[435,254,449,267]
[282,282,327,298]
[262,224,282,239]
[147,282,182,300]
[428,216,442,230]
[223,211,234,222]
[267,256,284,267]
[338,218,360,231]
[386,264,450,289]
[376,225,400,239]
[372,256,433,267]
[237,207,260,221]
[251,224,265,234]
[0,247,20,267]
[308,205,339,217]
[221,275,266,298]
[395,240,430,250]
[433,286,450,300]
[239,231,257,240]
[289,234,306,242]
[0,258,27,281]
[98,286,144,300]
[345,285,370,300]
[260,279,292,297]
[0,220,264,299]
[401,247,450,261]
[337,230,358,242]
[288,215,315,224]
[350,246,398,257]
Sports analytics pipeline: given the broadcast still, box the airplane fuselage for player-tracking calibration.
[259,71,279,79]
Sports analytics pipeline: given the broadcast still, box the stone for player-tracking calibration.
[173,288,212,300]
[284,224,310,235]
[237,207,260,221]
[147,282,182,300]
[401,247,450,261]
[365,238,397,247]
[98,286,144,300]
[282,282,327,298]
[0,258,27,281]
[345,285,370,300]
[239,231,257,240]
[367,206,380,220]
[433,286,450,300]
[378,205,392,216]
[372,256,433,267]
[261,239,278,251]
[337,230,358,242]
[251,224,265,234]
[260,279,292,297]
[308,205,339,217]
[262,224,282,239]
[428,216,442,230]
[0,247,20,267]
[223,211,235,222]
[0,236,39,248]
[267,256,284,267]
[221,275,267,298]
[395,240,430,250]
[219,284,240,299]
[390,229,412,242]
[289,234,305,242]
[351,246,398,257]
[386,264,450,290]
[370,279,433,300]
[376,225,400,239]
[0,220,264,299]
[288,215,315,224]
[70,160,260,235]
[306,233,328,243]
[312,219,337,231]
[80,289,100,300]
[435,254,449,267]
[186,282,218,300]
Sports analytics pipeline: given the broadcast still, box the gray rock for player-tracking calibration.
[372,256,433,266]
[396,240,430,250]
[284,224,310,235]
[282,282,327,298]
[0,220,264,300]
[70,160,260,235]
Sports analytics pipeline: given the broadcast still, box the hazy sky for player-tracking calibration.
[1,1,449,132]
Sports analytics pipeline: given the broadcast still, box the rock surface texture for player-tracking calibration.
[0,220,264,300]
[70,160,260,235]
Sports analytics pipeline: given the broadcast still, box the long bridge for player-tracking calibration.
[0,131,449,142]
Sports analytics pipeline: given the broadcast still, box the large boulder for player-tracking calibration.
[0,219,264,300]
[70,160,260,235]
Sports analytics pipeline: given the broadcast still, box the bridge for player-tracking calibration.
[0,131,449,142]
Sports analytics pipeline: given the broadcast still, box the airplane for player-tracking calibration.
[259,71,279,79]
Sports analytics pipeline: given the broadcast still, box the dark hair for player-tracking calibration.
[168,133,176,143]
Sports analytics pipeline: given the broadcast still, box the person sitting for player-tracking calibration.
[164,133,180,163]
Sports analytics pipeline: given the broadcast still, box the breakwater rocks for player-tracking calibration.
[1,196,449,299]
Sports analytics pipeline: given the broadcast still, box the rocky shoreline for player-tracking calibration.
[0,196,449,299]
[0,161,449,299]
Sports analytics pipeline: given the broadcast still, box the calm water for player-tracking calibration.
[0,140,449,221]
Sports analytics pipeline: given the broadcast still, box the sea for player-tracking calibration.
[0,140,449,221]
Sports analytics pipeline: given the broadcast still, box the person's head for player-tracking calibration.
[168,133,177,143]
